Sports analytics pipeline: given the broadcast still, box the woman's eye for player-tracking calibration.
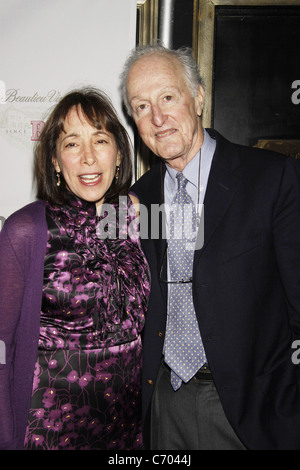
[65,142,76,148]
[164,95,173,102]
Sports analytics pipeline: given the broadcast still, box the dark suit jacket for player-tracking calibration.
[131,129,300,450]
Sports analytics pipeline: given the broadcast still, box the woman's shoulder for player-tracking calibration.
[3,200,47,240]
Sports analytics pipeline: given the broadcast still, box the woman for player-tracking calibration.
[0,88,150,450]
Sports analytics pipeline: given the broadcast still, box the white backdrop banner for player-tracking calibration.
[0,0,136,224]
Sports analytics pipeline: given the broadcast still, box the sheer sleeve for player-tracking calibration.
[0,217,26,448]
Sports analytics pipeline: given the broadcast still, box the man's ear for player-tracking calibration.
[195,85,205,117]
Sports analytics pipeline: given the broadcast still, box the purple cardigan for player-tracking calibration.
[0,200,47,449]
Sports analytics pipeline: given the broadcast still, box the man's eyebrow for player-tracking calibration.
[130,86,180,103]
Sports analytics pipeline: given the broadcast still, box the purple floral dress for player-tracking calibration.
[23,196,150,450]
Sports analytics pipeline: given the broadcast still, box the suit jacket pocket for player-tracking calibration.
[256,359,299,399]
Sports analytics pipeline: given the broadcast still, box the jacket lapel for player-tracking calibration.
[152,163,168,302]
[138,162,168,302]
[194,131,242,265]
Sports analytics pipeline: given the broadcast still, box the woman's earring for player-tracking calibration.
[56,172,61,187]
[115,166,120,181]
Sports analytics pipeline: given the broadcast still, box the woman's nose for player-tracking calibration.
[82,144,96,165]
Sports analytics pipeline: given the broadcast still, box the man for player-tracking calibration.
[120,45,300,450]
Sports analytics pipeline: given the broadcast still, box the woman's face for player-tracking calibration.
[53,106,120,212]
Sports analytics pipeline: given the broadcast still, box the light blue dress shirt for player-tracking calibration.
[164,128,216,232]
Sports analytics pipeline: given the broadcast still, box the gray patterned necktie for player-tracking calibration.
[164,172,207,390]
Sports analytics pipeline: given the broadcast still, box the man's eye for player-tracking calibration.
[137,104,147,111]
[164,95,173,101]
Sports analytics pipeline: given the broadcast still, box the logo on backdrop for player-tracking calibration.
[5,88,62,104]
[0,88,62,149]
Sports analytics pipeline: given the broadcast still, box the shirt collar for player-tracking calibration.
[165,128,210,190]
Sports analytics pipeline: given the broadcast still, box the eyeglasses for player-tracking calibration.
[159,243,193,284]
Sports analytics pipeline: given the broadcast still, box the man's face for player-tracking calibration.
[127,54,205,171]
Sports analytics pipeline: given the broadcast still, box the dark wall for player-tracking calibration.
[213,6,300,146]
[172,0,194,49]
[169,2,300,148]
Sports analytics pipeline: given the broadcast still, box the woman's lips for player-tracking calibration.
[79,173,102,186]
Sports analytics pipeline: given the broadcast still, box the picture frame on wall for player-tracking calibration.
[135,0,159,179]
[193,0,300,157]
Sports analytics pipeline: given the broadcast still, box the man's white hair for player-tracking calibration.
[120,43,205,116]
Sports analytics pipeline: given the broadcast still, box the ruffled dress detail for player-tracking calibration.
[24,196,150,450]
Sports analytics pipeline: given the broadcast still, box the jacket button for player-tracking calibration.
[157,330,164,338]
[147,379,155,386]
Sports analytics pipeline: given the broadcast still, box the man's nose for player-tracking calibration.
[151,104,166,127]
